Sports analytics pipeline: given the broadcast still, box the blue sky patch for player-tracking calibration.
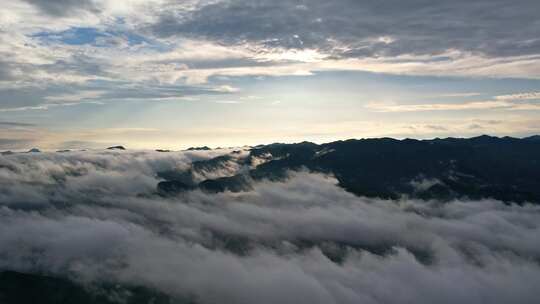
[31,26,156,48]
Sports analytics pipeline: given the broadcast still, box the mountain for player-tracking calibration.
[157,136,540,204]
[524,135,540,142]
[106,146,126,150]
[186,146,211,151]
[0,271,186,304]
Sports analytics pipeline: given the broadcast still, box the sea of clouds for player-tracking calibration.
[1,150,540,304]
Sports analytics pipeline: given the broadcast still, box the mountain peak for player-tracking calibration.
[106,146,126,150]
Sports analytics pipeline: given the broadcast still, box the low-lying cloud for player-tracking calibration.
[1,150,539,303]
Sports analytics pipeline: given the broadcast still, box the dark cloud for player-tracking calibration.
[21,0,100,16]
[0,55,110,110]
[0,122,35,127]
[150,0,540,58]
[0,80,234,111]
[1,150,540,303]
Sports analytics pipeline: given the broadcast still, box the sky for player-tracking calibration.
[1,0,540,150]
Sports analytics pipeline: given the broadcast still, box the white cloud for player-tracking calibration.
[435,93,483,98]
[214,85,240,93]
[366,96,540,113]
[45,90,106,103]
[0,151,540,303]
[495,91,540,101]
[214,100,242,104]
[365,100,513,112]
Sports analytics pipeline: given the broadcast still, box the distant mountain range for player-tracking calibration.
[158,135,540,204]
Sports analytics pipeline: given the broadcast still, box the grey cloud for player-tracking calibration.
[0,81,233,111]
[468,123,483,130]
[97,83,235,101]
[43,54,108,78]
[0,88,49,110]
[150,0,540,58]
[424,125,448,131]
[21,0,101,16]
[174,57,285,70]
[0,61,17,81]
[0,122,35,127]
[0,55,110,110]
[1,151,540,303]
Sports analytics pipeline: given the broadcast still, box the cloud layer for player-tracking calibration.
[2,0,540,111]
[151,0,540,58]
[1,0,540,149]
[1,150,539,303]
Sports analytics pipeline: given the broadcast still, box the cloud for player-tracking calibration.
[0,0,539,122]
[495,91,540,101]
[435,93,483,98]
[21,0,101,17]
[214,100,242,104]
[366,98,540,113]
[0,101,104,113]
[1,151,540,303]
[365,100,513,112]
[0,121,36,127]
[214,85,240,93]
[44,90,106,104]
[1,0,539,116]
[150,0,540,59]
[468,123,483,130]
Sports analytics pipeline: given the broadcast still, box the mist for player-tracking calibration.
[1,149,540,303]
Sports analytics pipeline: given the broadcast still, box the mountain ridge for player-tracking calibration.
[157,135,540,204]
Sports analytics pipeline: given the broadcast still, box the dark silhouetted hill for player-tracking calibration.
[157,136,540,204]
[0,271,192,304]
[106,146,126,150]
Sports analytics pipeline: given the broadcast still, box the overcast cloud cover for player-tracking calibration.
[1,150,540,303]
[4,0,540,94]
